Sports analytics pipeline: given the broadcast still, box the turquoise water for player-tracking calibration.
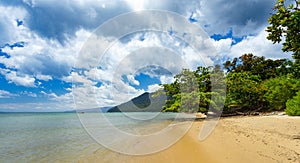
[0,113,99,162]
[0,112,186,162]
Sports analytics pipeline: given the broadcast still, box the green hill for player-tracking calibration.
[107,92,167,112]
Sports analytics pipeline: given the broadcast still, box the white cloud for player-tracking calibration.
[229,28,291,59]
[0,69,36,87]
[160,75,175,84]
[71,72,95,86]
[0,90,17,98]
[35,74,52,81]
[0,15,92,86]
[147,84,161,93]
[125,0,146,11]
[127,74,140,86]
[70,30,213,108]
[61,69,144,108]
[1,28,90,77]
[21,91,37,97]
[84,67,113,83]
[0,5,28,44]
[211,28,292,60]
[212,38,233,57]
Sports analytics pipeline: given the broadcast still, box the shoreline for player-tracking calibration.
[79,115,300,163]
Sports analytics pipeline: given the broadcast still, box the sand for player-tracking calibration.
[79,115,300,163]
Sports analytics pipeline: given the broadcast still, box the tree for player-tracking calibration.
[174,69,200,112]
[161,66,223,113]
[285,91,300,116]
[262,75,300,110]
[266,0,300,59]
[161,81,180,112]
[223,53,292,80]
[291,60,300,78]
[225,72,263,111]
[162,69,200,112]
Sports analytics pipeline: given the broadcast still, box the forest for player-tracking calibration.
[158,54,300,116]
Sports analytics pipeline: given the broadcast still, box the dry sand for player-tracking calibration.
[79,115,300,163]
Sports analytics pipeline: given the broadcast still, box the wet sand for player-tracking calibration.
[79,115,300,163]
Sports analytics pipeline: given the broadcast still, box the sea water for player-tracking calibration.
[0,112,189,162]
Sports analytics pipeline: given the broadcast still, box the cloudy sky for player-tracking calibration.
[0,0,292,112]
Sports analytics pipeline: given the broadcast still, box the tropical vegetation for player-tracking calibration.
[157,0,300,116]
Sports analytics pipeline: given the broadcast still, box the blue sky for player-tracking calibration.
[0,0,292,112]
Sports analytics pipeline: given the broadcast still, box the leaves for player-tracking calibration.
[223,54,292,80]
[225,72,263,110]
[161,66,224,113]
[285,91,300,116]
[159,53,299,115]
[262,75,300,110]
[266,0,300,59]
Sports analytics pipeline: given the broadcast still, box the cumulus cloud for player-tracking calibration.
[160,75,175,84]
[70,71,95,87]
[35,74,52,81]
[212,38,233,57]
[0,68,36,87]
[127,74,140,86]
[212,28,292,60]
[147,84,161,93]
[1,0,276,43]
[71,28,216,108]
[0,5,27,45]
[229,29,292,59]
[0,0,134,43]
[1,28,90,79]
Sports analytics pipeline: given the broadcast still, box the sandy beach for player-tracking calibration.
[79,115,300,163]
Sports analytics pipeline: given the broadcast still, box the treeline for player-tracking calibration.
[158,54,300,116]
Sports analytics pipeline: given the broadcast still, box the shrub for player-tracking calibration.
[263,75,299,110]
[285,91,300,116]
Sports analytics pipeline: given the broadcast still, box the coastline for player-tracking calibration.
[79,115,300,163]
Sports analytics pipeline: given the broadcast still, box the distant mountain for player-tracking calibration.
[64,107,112,113]
[107,92,167,112]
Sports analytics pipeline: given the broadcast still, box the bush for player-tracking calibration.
[285,91,300,116]
[263,75,299,110]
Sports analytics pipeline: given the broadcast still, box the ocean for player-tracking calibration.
[0,112,194,162]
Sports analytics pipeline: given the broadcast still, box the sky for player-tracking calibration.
[0,0,293,112]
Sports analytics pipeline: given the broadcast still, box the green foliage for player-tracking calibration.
[160,53,298,116]
[266,0,300,59]
[263,75,300,110]
[180,91,200,113]
[223,54,299,112]
[291,60,300,78]
[161,66,225,113]
[285,91,300,116]
[163,93,181,112]
[225,72,263,110]
[223,54,292,80]
[210,65,227,112]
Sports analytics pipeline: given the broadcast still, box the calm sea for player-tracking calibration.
[0,112,190,162]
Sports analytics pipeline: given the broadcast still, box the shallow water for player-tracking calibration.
[0,112,190,162]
